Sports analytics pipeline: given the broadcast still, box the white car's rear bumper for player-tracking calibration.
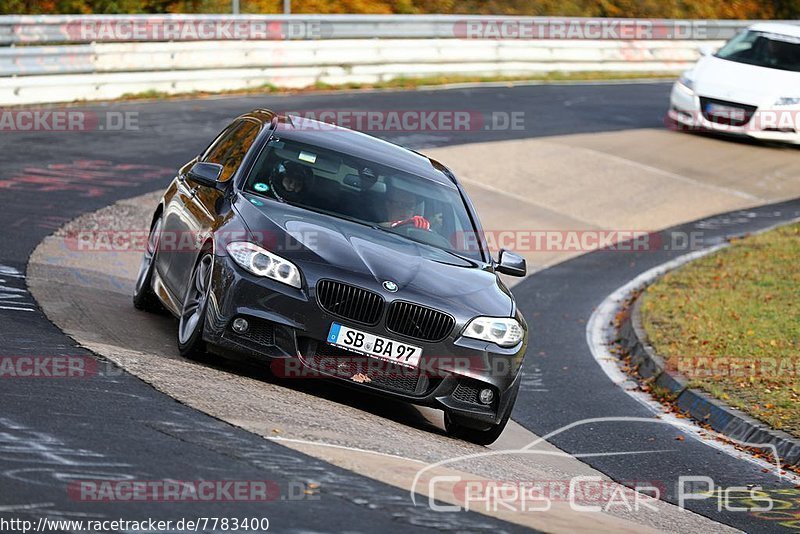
[669,82,800,145]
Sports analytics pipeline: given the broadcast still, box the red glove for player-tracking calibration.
[390,215,431,230]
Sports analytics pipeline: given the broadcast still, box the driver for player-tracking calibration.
[383,186,430,231]
[270,160,312,203]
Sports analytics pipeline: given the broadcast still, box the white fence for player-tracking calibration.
[0,15,784,106]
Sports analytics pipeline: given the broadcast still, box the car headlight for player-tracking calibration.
[677,72,695,93]
[775,97,800,106]
[226,241,302,288]
[463,317,523,348]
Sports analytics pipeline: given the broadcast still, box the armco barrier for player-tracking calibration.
[0,15,795,106]
[89,39,708,73]
[0,45,94,76]
[0,39,716,106]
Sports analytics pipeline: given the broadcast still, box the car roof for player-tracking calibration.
[239,110,458,188]
[748,22,800,39]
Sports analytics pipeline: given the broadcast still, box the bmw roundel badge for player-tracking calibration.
[383,280,398,292]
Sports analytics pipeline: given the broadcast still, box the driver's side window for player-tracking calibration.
[201,122,238,162]
[202,120,260,182]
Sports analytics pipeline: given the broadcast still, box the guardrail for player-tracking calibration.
[0,15,794,106]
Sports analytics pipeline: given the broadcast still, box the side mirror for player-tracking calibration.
[187,162,223,188]
[496,249,526,277]
[698,45,714,57]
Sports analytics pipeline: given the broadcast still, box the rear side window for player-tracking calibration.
[203,120,261,182]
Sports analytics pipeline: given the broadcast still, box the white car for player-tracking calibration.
[669,22,800,144]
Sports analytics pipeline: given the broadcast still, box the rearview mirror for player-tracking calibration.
[496,249,526,277]
[187,162,223,188]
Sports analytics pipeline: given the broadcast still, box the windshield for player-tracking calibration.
[243,135,484,261]
[715,30,800,72]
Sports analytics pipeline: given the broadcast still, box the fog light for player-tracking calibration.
[479,388,494,405]
[232,318,249,333]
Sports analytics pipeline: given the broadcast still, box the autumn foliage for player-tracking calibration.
[3,0,799,18]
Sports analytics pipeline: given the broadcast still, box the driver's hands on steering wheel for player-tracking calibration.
[390,215,431,231]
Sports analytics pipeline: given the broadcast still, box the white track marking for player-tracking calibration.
[0,305,36,312]
[268,436,428,464]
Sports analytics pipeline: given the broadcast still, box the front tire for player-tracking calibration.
[133,216,163,312]
[177,252,213,359]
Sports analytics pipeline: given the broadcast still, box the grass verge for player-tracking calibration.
[641,222,800,438]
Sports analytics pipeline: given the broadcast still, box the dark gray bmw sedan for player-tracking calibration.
[134,109,528,444]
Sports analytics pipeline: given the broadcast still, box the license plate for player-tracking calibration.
[705,103,746,121]
[326,323,422,368]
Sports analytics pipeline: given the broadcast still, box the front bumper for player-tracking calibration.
[202,253,527,427]
[669,82,800,144]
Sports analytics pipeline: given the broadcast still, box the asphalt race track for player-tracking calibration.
[2,82,799,532]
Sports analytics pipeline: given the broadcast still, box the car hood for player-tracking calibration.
[234,194,512,317]
[692,55,800,105]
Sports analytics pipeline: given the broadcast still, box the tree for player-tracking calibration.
[0,0,784,17]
